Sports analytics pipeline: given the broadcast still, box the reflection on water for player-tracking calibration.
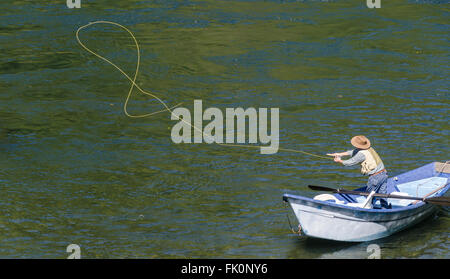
[0,0,448,258]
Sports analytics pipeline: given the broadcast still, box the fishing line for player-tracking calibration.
[75,21,331,160]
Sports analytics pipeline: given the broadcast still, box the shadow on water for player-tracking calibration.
[286,235,360,259]
[285,208,449,259]
[303,237,357,251]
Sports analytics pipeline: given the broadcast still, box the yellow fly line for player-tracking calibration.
[75,21,331,160]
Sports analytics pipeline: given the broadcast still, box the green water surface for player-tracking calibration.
[0,0,448,258]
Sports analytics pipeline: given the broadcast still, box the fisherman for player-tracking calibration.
[327,135,391,209]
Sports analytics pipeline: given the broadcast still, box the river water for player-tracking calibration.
[0,0,448,258]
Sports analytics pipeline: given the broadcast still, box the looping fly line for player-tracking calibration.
[75,21,330,160]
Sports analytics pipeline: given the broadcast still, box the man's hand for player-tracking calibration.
[327,152,348,157]
[334,156,343,163]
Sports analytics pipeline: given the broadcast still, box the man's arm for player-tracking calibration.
[338,151,365,166]
[326,150,352,157]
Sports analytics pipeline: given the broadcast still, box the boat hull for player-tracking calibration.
[284,194,438,242]
[283,162,449,242]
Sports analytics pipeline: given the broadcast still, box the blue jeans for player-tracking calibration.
[366,172,390,209]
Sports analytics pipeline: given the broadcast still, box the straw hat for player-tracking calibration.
[351,135,371,149]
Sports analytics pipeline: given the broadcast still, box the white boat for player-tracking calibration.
[283,162,450,242]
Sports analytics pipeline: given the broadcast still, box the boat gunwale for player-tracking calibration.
[296,204,437,226]
[282,182,449,215]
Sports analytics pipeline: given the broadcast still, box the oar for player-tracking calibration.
[308,185,450,206]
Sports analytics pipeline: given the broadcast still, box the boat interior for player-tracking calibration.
[313,162,450,209]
